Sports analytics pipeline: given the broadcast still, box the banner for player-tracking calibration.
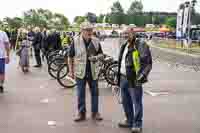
[182,6,189,36]
[176,9,184,39]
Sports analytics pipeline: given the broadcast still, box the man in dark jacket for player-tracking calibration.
[32,27,42,67]
[41,29,49,61]
[10,29,17,50]
[47,30,62,51]
[117,32,152,133]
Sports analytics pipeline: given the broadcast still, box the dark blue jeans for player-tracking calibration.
[120,78,143,128]
[76,78,99,114]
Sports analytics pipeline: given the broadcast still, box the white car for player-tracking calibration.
[129,24,137,28]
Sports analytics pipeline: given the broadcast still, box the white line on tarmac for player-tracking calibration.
[144,90,170,97]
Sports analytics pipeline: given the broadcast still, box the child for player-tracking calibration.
[18,34,30,73]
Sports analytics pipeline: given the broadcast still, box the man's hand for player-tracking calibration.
[5,57,10,64]
[88,56,98,62]
[136,73,148,84]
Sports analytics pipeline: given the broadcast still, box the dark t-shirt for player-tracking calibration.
[68,37,103,79]
[125,47,137,87]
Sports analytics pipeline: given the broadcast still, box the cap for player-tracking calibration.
[80,21,93,30]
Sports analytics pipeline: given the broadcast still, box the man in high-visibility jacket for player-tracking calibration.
[117,31,152,133]
[61,32,71,47]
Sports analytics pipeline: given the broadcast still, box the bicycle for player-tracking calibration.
[56,54,119,88]
[47,47,68,79]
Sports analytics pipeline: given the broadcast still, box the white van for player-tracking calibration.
[145,24,155,28]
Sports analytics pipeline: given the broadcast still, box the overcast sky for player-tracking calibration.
[0,0,200,22]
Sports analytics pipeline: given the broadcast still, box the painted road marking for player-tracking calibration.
[144,90,170,97]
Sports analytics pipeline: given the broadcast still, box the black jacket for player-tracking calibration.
[47,32,62,50]
[117,39,152,86]
[32,32,42,49]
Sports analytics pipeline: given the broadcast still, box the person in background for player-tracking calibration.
[61,32,71,47]
[0,30,10,93]
[47,29,62,51]
[32,27,42,67]
[27,27,35,57]
[15,29,24,51]
[18,33,30,73]
[41,28,48,61]
[10,29,17,51]
[4,28,10,40]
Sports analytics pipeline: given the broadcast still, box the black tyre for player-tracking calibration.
[105,63,118,85]
[48,57,65,79]
[57,64,76,88]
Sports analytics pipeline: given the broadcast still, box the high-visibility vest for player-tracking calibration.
[62,37,68,46]
[132,50,140,75]
[73,35,101,80]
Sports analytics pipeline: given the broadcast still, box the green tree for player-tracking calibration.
[153,13,167,25]
[52,13,70,30]
[110,1,125,25]
[111,1,124,14]
[192,12,200,25]
[190,7,200,25]
[73,16,86,25]
[3,17,23,29]
[127,1,143,15]
[97,14,105,23]
[23,9,47,28]
[23,9,70,30]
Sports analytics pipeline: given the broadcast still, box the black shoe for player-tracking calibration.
[34,65,42,68]
[0,86,4,93]
[131,127,142,133]
[74,113,86,122]
[118,119,132,128]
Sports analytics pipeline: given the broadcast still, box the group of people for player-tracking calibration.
[14,27,73,72]
[67,21,152,133]
[0,26,73,90]
[0,21,152,133]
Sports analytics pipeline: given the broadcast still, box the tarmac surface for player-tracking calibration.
[0,38,200,133]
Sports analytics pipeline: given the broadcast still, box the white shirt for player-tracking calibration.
[0,31,9,58]
[120,45,128,75]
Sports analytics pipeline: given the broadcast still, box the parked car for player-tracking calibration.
[167,32,176,39]
[109,30,119,38]
[154,32,165,38]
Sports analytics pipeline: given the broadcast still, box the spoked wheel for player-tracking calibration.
[48,57,65,79]
[57,64,76,88]
[98,72,105,81]
[105,63,118,85]
[47,53,62,65]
